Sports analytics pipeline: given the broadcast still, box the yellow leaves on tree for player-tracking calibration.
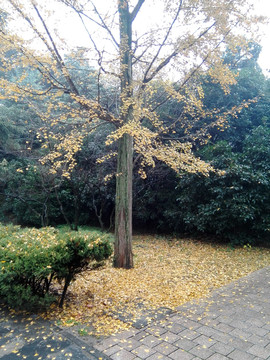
[0,0,265,181]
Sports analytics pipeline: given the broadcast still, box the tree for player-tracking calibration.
[0,0,264,267]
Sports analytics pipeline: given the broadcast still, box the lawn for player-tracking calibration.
[47,233,270,337]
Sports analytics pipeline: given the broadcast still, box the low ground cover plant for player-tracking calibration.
[0,224,113,309]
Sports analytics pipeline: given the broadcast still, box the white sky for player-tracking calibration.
[254,0,270,74]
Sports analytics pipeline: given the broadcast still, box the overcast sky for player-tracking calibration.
[254,0,270,74]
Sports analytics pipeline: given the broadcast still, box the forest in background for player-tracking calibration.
[1,37,270,247]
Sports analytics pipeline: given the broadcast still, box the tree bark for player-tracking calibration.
[114,0,133,268]
[114,133,133,268]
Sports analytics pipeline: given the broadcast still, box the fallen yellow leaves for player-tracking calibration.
[47,236,270,337]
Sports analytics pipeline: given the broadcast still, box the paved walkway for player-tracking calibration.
[0,267,270,359]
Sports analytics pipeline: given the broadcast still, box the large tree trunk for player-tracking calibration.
[114,0,134,268]
[114,133,133,268]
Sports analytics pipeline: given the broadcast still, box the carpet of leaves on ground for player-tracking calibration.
[47,235,270,337]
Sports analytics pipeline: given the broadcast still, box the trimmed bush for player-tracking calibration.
[0,224,113,310]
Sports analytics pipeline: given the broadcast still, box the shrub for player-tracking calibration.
[0,224,113,310]
[53,233,113,307]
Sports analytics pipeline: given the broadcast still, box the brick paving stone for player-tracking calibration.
[228,349,255,360]
[247,334,270,347]
[139,334,162,348]
[131,344,156,359]
[112,328,140,340]
[146,325,168,337]
[209,342,234,356]
[103,344,123,356]
[117,338,141,351]
[246,318,266,328]
[179,329,200,341]
[173,318,202,330]
[189,344,215,359]
[228,338,253,352]
[173,338,196,351]
[246,325,269,337]
[214,323,234,333]
[199,318,220,327]
[168,349,195,360]
[165,323,185,334]
[215,315,233,325]
[146,353,171,360]
[231,328,252,340]
[247,344,270,359]
[194,334,216,348]
[153,341,178,355]
[230,320,251,330]
[167,315,183,323]
[196,325,215,337]
[94,337,119,351]
[110,348,137,360]
[208,354,229,360]
[210,329,232,344]
[160,331,180,344]
[132,330,149,342]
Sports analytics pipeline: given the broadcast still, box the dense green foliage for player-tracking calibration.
[0,224,113,309]
[175,128,270,245]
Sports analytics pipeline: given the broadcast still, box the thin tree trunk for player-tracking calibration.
[114,0,134,268]
[59,273,72,308]
[109,207,115,232]
[54,187,72,229]
[73,194,79,231]
[93,196,105,231]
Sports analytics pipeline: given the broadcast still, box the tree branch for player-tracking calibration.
[76,12,120,78]
[60,0,119,49]
[143,0,183,81]
[130,0,145,22]
[150,28,231,113]
[32,4,80,96]
[89,1,119,48]
[143,20,217,85]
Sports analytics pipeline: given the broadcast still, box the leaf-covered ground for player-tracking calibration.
[47,235,270,337]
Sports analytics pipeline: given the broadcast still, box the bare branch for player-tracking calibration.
[130,0,145,22]
[32,4,80,96]
[143,0,183,81]
[59,0,119,48]
[8,0,57,60]
[143,20,217,84]
[76,12,120,78]
[89,1,119,48]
